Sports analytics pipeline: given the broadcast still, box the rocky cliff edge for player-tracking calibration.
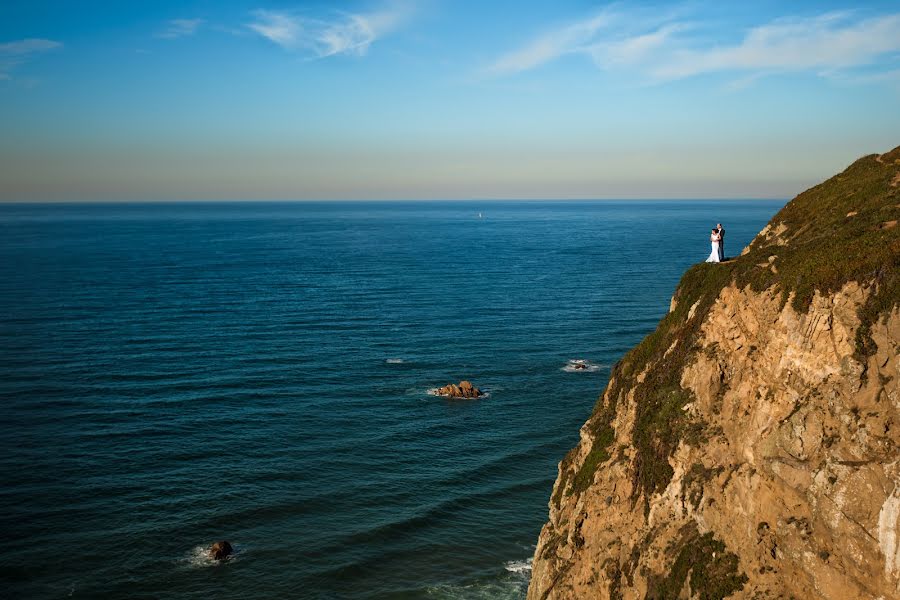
[528,147,900,600]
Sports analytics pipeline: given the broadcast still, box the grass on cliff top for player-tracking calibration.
[557,147,900,506]
[734,146,900,360]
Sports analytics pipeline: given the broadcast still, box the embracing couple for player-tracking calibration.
[705,223,725,263]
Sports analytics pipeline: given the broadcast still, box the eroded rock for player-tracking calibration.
[434,380,483,399]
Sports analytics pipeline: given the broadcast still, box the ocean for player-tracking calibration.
[0,200,784,599]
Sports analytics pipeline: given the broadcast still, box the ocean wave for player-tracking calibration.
[309,479,551,558]
[425,559,531,599]
[385,358,406,364]
[504,557,532,574]
[425,579,528,600]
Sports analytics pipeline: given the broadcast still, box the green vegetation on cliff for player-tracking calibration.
[646,525,748,600]
[735,147,900,363]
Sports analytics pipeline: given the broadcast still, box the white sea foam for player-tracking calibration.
[561,359,604,373]
[424,556,531,597]
[427,388,491,399]
[406,387,439,397]
[425,579,528,599]
[184,544,239,569]
[504,557,532,574]
[385,358,405,364]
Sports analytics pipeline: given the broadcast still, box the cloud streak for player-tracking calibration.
[485,11,613,75]
[486,8,900,85]
[657,12,900,80]
[247,2,413,58]
[158,19,205,39]
[0,38,62,80]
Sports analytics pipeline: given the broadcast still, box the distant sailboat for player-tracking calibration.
[478,212,483,219]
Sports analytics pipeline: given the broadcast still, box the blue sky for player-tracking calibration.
[1,0,899,201]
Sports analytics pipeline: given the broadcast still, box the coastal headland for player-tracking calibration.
[529,147,900,599]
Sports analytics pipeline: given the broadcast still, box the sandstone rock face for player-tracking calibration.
[435,380,483,399]
[209,541,233,561]
[530,284,899,600]
[529,148,900,600]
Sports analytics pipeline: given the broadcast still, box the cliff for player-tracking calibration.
[528,147,900,600]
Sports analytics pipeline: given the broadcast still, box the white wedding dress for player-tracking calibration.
[705,236,721,263]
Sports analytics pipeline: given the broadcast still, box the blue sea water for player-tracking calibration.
[0,200,784,599]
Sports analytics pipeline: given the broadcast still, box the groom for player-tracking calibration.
[716,223,725,261]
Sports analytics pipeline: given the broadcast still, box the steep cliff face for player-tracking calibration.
[529,148,900,600]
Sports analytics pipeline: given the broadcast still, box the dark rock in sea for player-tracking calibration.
[434,380,483,399]
[209,541,233,561]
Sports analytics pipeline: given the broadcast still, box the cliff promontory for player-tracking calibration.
[529,147,900,599]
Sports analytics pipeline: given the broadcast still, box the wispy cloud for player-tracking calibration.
[247,1,414,58]
[248,11,301,49]
[0,38,62,80]
[826,66,900,90]
[585,23,689,70]
[485,11,614,75]
[158,18,204,39]
[485,8,900,86]
[659,12,900,80]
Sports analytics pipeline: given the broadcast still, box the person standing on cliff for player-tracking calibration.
[705,228,722,263]
[716,223,725,261]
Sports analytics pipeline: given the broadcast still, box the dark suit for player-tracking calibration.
[717,227,725,261]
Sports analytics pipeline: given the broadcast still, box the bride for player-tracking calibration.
[705,228,722,263]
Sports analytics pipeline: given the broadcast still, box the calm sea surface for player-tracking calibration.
[0,201,784,599]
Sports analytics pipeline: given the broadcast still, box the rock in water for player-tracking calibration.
[528,147,900,600]
[209,541,233,561]
[435,380,483,399]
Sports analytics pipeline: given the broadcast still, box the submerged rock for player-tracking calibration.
[563,359,601,373]
[209,541,233,561]
[434,380,483,399]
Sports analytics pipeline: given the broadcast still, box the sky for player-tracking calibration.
[1,0,899,201]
